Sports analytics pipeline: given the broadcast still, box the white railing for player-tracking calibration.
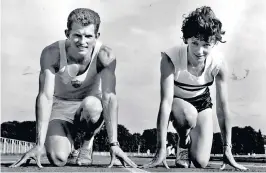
[0,137,35,154]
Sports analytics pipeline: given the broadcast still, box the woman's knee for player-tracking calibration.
[183,108,197,128]
[189,109,213,169]
[192,157,209,168]
[172,98,198,128]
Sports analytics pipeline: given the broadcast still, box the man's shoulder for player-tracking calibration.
[42,41,60,56]
[40,41,61,69]
[97,44,116,67]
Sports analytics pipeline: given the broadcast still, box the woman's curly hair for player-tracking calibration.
[181,6,225,44]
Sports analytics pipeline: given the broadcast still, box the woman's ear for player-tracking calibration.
[96,32,100,39]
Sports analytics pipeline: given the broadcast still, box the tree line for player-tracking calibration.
[1,121,265,154]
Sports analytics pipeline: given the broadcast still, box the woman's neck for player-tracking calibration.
[187,52,204,68]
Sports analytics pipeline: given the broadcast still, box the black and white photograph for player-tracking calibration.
[1,0,266,172]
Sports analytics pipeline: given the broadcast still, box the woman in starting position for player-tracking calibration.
[143,6,247,170]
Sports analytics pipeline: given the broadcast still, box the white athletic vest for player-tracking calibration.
[54,40,102,100]
[164,45,223,98]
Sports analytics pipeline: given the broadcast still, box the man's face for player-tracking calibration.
[67,22,99,56]
[187,37,215,62]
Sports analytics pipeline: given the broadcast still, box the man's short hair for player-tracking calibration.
[67,8,101,34]
[181,6,225,44]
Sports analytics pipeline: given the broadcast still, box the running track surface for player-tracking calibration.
[1,155,266,172]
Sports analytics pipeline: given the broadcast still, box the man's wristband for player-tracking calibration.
[223,143,232,148]
[110,142,120,147]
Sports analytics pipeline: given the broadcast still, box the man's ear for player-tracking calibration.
[65,29,70,38]
[96,32,100,39]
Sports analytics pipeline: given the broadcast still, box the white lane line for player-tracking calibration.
[1,161,15,164]
[2,160,265,169]
[166,159,266,169]
[112,159,150,173]
[3,160,150,173]
[125,167,150,173]
[2,160,151,172]
[210,162,266,168]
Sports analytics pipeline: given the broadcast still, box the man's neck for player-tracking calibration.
[67,47,94,65]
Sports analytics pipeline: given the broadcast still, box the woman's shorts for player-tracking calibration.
[174,87,213,113]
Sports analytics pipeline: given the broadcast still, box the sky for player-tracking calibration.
[1,0,266,135]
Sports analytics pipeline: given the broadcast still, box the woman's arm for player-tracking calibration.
[157,53,175,148]
[215,60,231,146]
[215,60,247,170]
[143,53,174,169]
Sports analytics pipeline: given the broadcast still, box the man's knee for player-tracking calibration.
[45,132,73,167]
[46,150,68,167]
[82,96,103,123]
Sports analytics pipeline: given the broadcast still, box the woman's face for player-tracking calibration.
[187,37,215,62]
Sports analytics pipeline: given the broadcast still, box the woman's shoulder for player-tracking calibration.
[164,44,186,56]
[163,44,186,65]
[161,44,187,73]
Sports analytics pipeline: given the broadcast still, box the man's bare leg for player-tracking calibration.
[74,96,104,165]
[45,120,74,167]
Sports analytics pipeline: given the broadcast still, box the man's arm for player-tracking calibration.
[35,46,57,146]
[215,60,247,170]
[97,45,117,144]
[10,45,57,168]
[97,45,137,168]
